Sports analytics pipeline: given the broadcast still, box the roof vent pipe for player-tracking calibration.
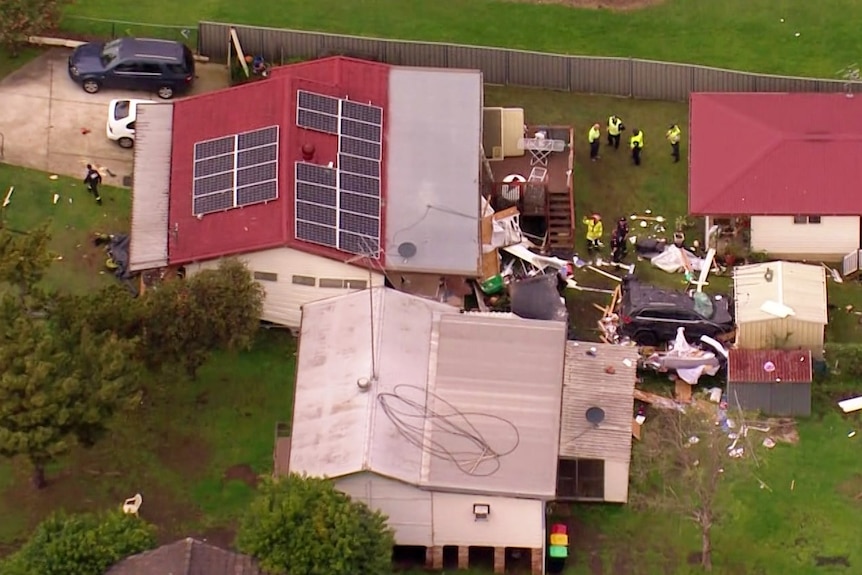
[357,377,371,392]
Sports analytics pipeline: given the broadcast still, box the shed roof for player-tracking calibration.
[559,342,638,462]
[289,287,566,499]
[689,93,862,216]
[733,261,827,325]
[105,538,263,575]
[728,349,812,383]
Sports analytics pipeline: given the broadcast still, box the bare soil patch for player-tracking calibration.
[836,473,862,502]
[155,433,212,480]
[224,464,260,488]
[505,0,666,12]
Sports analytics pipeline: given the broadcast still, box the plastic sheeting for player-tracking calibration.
[107,234,134,280]
[650,245,706,274]
[510,274,568,322]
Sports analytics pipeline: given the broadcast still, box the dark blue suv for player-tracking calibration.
[68,38,195,100]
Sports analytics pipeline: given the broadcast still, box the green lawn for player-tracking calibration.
[65,0,859,77]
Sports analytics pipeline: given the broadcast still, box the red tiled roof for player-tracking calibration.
[727,349,812,383]
[168,57,389,265]
[689,93,862,216]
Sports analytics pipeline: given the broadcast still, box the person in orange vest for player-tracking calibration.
[588,123,601,161]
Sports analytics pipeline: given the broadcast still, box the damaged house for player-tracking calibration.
[281,287,567,575]
[128,56,484,328]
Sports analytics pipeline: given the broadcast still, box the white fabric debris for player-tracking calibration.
[650,245,706,274]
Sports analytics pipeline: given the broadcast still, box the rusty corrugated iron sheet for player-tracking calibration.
[728,349,812,383]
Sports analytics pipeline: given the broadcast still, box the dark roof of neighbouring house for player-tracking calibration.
[728,349,813,383]
[689,93,862,216]
[104,538,265,575]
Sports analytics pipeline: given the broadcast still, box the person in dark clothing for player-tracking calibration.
[84,164,102,205]
[612,217,630,261]
[610,229,625,263]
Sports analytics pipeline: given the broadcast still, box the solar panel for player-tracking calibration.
[339,231,380,256]
[195,136,234,160]
[338,154,380,178]
[296,220,337,248]
[298,91,339,116]
[193,191,234,215]
[340,137,381,161]
[297,109,338,135]
[341,118,382,142]
[342,100,383,125]
[296,162,337,187]
[293,91,384,255]
[297,182,337,207]
[341,173,380,197]
[192,125,279,215]
[339,191,379,216]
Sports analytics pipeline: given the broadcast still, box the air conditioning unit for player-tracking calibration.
[483,107,505,161]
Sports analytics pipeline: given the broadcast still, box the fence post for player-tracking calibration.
[628,57,634,98]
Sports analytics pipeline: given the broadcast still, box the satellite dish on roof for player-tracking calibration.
[585,407,606,426]
[397,242,417,260]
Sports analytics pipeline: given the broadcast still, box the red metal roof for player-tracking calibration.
[689,93,862,216]
[168,57,389,265]
[727,349,812,383]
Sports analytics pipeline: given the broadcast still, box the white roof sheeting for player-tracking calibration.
[384,68,482,276]
[733,261,828,325]
[129,103,172,271]
[290,287,567,499]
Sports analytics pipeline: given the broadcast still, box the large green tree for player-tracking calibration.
[0,0,70,56]
[1,510,156,575]
[0,226,141,488]
[140,259,264,377]
[237,474,395,575]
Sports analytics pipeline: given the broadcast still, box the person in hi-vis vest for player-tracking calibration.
[630,129,644,166]
[607,115,625,149]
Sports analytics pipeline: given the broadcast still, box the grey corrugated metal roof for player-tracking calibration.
[106,538,264,575]
[560,342,638,462]
[423,314,566,498]
[733,261,827,324]
[290,287,567,499]
[289,287,454,483]
[129,103,172,271]
[384,67,482,276]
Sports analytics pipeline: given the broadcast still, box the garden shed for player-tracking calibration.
[727,349,813,416]
[732,261,827,354]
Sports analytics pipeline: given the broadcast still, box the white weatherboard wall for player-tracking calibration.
[336,473,433,546]
[750,216,859,259]
[186,247,384,328]
[431,492,544,548]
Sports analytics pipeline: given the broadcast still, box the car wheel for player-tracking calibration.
[118,137,134,149]
[633,330,659,347]
[157,86,174,99]
[82,79,101,94]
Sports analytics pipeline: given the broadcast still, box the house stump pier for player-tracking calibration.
[494,547,505,573]
[457,546,469,569]
[531,548,543,575]
[428,546,443,569]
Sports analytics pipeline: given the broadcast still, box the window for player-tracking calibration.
[556,459,605,499]
[319,278,368,289]
[794,215,821,224]
[253,271,278,282]
[114,61,161,74]
[167,63,187,74]
[290,274,314,286]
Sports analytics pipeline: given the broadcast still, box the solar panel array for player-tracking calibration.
[295,90,384,255]
[192,126,279,216]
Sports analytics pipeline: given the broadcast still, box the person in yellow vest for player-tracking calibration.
[630,129,644,166]
[607,115,625,150]
[588,123,601,161]
[666,124,682,163]
[582,213,603,252]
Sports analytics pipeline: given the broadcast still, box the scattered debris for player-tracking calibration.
[762,437,776,449]
[53,193,60,204]
[849,431,857,438]
[838,396,862,414]
[634,388,684,411]
[2,186,13,207]
[81,127,91,135]
[586,264,622,283]
[49,174,59,180]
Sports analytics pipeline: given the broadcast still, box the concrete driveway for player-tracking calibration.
[0,48,228,187]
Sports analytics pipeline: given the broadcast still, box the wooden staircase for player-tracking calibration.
[547,189,574,252]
